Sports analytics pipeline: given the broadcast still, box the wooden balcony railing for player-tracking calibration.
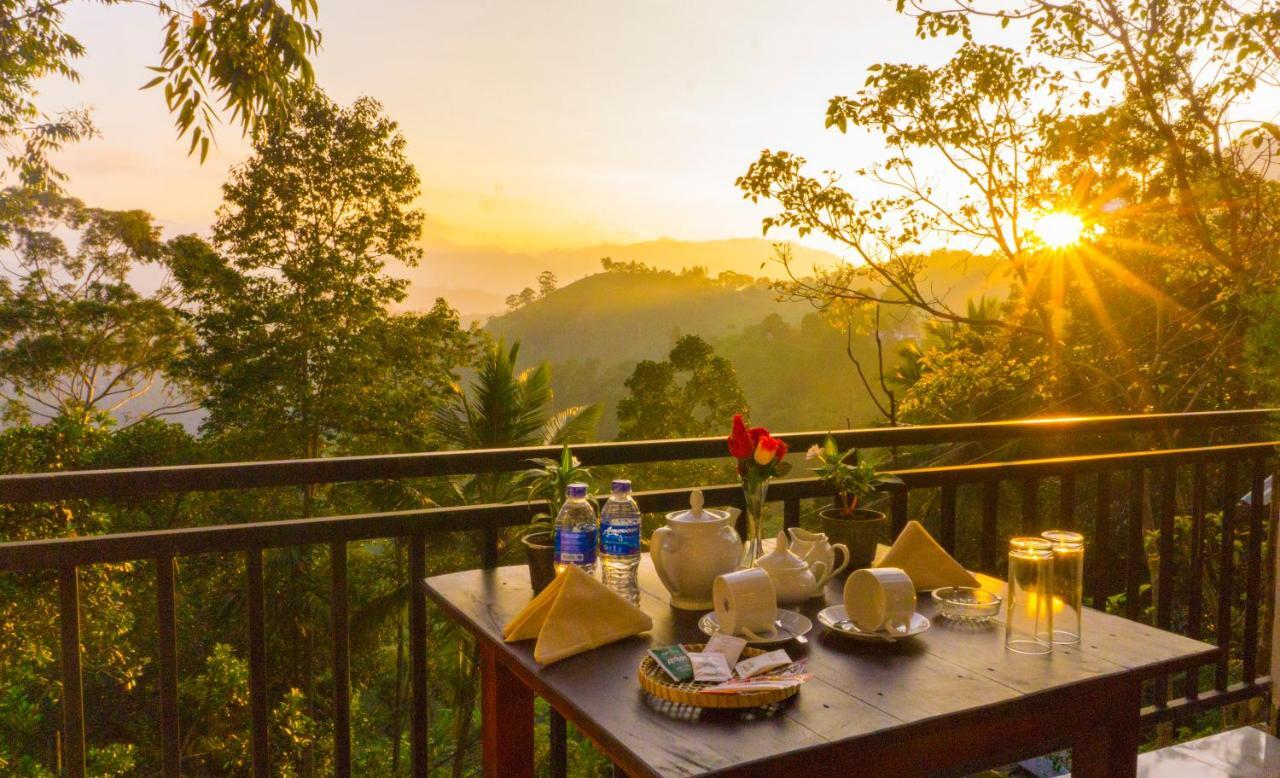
[0,408,1276,777]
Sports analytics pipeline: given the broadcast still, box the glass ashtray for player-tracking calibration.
[932,587,1002,624]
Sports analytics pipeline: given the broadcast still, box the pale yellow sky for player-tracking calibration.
[39,0,956,253]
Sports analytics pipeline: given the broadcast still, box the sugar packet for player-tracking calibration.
[686,651,733,683]
[735,648,792,679]
[703,634,747,667]
[647,645,693,683]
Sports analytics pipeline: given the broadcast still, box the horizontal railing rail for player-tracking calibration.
[0,408,1272,503]
[0,410,1276,778]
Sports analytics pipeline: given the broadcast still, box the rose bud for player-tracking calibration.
[753,435,783,466]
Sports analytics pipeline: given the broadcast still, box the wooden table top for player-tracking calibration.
[424,556,1216,777]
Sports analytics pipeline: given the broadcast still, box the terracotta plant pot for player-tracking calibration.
[522,530,557,594]
[819,507,888,572]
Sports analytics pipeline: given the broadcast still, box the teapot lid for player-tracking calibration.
[755,531,808,570]
[666,489,725,522]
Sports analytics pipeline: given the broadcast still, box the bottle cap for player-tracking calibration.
[566,482,589,499]
[611,479,632,493]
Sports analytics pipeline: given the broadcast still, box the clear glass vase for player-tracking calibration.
[742,476,769,566]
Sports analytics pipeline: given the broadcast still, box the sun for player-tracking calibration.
[1032,211,1086,249]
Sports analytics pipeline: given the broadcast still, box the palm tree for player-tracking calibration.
[428,338,600,774]
[432,339,601,503]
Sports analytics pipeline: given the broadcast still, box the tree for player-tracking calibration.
[0,0,321,187]
[738,0,1280,418]
[616,334,747,440]
[536,269,558,297]
[0,187,193,423]
[505,287,537,311]
[432,339,601,504]
[168,91,458,462]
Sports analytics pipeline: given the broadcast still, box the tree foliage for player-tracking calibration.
[616,334,747,440]
[0,187,192,422]
[740,0,1280,419]
[168,92,467,460]
[0,0,321,187]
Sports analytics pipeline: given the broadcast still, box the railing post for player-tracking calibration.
[783,498,801,531]
[980,481,999,572]
[1126,470,1144,622]
[890,486,908,538]
[1059,473,1076,528]
[1243,458,1266,683]
[1270,462,1280,735]
[1185,464,1207,701]
[1021,477,1039,534]
[156,556,181,777]
[550,709,568,778]
[331,542,351,777]
[409,535,428,778]
[246,548,269,777]
[939,485,957,557]
[1090,471,1111,609]
[482,527,499,569]
[1154,465,1176,709]
[58,565,86,778]
[1216,459,1237,692]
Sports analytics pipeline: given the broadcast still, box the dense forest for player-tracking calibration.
[2,0,1279,775]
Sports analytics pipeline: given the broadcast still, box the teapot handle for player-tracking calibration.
[826,543,851,583]
[649,526,680,596]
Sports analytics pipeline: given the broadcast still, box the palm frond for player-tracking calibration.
[540,403,601,446]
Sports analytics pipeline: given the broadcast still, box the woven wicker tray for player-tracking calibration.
[637,643,801,709]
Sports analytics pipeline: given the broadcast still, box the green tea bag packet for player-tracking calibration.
[647,645,693,683]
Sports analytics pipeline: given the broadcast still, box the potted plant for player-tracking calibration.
[522,445,592,593]
[807,434,902,570]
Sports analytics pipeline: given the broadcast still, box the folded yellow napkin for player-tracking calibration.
[503,564,653,665]
[876,520,980,591]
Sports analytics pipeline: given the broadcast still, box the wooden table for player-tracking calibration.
[424,556,1215,777]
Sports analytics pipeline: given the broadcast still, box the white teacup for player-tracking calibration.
[713,568,779,640]
[845,567,916,634]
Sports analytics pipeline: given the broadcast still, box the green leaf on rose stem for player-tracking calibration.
[774,461,792,478]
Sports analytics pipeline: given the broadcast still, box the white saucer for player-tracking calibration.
[817,605,930,642]
[697,609,813,645]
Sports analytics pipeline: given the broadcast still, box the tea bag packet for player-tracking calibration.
[647,645,694,683]
[735,648,792,679]
[703,634,747,667]
[686,651,733,683]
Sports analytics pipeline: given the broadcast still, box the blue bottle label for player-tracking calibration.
[600,523,640,556]
[555,528,597,565]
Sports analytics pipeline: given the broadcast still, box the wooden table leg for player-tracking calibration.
[481,642,534,778]
[1070,676,1141,778]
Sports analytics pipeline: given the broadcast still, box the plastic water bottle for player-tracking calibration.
[554,482,598,575]
[599,479,642,603]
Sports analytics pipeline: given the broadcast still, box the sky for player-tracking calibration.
[39,0,956,254]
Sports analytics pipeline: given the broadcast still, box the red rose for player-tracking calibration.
[727,414,754,459]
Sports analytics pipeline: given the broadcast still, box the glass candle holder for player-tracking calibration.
[1042,530,1084,645]
[1006,537,1054,655]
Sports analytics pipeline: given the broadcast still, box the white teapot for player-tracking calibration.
[755,531,831,605]
[650,490,743,610]
[786,527,850,586]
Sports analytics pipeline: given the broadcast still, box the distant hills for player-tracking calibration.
[479,247,1007,438]
[484,264,879,437]
[396,236,849,322]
